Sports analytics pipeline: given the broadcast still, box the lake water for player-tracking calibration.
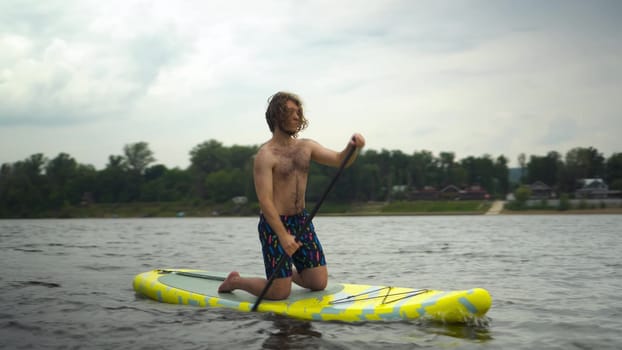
[1,215,621,349]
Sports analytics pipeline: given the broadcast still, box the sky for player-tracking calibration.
[1,0,621,169]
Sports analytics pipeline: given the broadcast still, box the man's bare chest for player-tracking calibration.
[272,148,311,179]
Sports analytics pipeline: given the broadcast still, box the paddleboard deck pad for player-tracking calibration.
[133,269,491,323]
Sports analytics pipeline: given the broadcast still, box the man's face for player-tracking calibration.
[279,100,301,135]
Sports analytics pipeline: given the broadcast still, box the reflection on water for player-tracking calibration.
[262,316,468,350]
[423,319,493,342]
[257,310,493,350]
[261,317,323,350]
[0,215,621,349]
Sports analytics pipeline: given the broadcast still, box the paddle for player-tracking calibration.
[251,140,358,312]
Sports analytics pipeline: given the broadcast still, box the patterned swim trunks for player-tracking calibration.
[258,210,326,279]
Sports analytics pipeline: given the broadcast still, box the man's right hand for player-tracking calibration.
[280,234,303,257]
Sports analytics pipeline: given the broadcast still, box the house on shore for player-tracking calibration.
[460,185,490,200]
[575,178,611,199]
[410,186,439,200]
[529,181,554,199]
[409,185,490,200]
[439,185,462,200]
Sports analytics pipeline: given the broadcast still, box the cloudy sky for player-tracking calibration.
[1,0,621,169]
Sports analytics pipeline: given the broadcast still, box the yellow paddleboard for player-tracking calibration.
[133,269,491,323]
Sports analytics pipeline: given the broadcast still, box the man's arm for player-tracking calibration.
[309,133,366,168]
[253,150,301,257]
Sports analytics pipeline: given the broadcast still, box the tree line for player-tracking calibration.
[1,140,621,217]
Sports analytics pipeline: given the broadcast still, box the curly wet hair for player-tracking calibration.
[265,91,308,137]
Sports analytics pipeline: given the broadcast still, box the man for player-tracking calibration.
[218,91,365,300]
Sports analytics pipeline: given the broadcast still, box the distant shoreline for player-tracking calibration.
[2,200,621,219]
[498,208,622,215]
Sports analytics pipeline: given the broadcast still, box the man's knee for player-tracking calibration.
[308,283,326,292]
[266,279,292,300]
[268,289,291,300]
[301,267,327,291]
[308,278,327,291]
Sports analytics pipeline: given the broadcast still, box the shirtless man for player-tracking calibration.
[218,91,365,300]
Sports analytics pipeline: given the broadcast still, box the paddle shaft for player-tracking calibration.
[251,143,358,311]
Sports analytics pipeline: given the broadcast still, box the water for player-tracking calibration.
[1,215,621,349]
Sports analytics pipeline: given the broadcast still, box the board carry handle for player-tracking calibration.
[251,140,358,312]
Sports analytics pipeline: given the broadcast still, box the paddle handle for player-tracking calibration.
[251,142,358,312]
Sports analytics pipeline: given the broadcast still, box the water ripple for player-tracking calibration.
[12,281,61,288]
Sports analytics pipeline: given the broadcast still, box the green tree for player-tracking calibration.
[377,150,393,200]
[518,153,527,184]
[358,150,390,200]
[144,164,168,181]
[391,150,411,188]
[526,151,563,191]
[359,162,382,200]
[439,151,456,186]
[557,193,571,211]
[493,155,510,196]
[410,150,436,189]
[141,164,168,202]
[164,167,193,200]
[205,168,245,202]
[189,140,230,200]
[605,153,622,190]
[460,155,495,192]
[141,167,193,202]
[511,185,532,210]
[96,155,130,202]
[188,141,257,202]
[0,154,49,216]
[306,167,331,203]
[229,145,258,169]
[124,142,156,175]
[46,153,95,207]
[562,147,605,192]
[229,145,258,200]
[190,140,230,174]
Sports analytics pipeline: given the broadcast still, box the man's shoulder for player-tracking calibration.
[256,143,272,156]
[298,138,320,148]
[255,142,278,164]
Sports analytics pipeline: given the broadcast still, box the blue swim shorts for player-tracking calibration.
[258,210,326,279]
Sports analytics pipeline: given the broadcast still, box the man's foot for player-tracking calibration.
[218,271,240,293]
